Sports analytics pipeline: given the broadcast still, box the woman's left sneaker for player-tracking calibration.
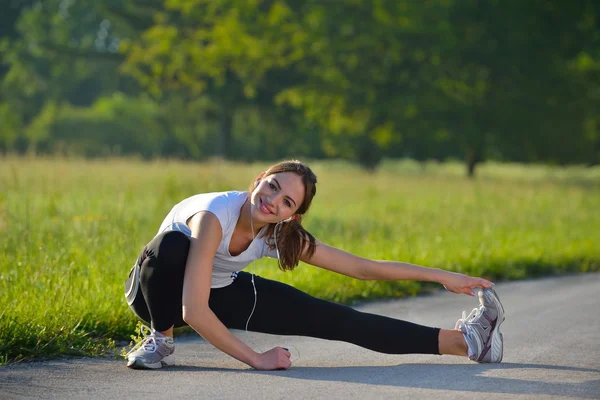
[126,325,175,369]
[455,287,505,363]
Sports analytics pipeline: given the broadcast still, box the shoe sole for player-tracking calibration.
[127,353,175,370]
[481,287,505,363]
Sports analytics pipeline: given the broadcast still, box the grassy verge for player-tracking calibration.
[1,156,598,363]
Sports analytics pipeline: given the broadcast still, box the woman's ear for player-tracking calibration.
[283,214,300,223]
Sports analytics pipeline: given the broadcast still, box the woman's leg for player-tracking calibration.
[125,231,191,335]
[439,330,468,356]
[209,272,444,355]
[125,241,466,356]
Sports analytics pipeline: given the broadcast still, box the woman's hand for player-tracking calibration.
[253,347,292,370]
[441,271,493,296]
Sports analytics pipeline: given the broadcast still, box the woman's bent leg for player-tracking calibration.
[209,272,440,355]
[127,231,190,332]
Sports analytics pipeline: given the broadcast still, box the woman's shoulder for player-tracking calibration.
[178,190,247,225]
[195,190,247,209]
[185,190,247,204]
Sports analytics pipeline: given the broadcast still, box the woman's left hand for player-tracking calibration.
[441,271,494,296]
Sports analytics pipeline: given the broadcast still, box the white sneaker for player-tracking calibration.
[126,325,175,369]
[455,287,505,363]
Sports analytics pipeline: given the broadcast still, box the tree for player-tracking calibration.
[0,0,143,153]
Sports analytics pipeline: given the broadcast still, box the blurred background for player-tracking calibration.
[1,0,599,176]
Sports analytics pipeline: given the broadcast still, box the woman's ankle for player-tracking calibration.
[159,325,174,338]
[438,329,468,356]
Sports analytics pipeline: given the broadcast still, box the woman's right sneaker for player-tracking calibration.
[126,325,175,369]
[455,287,505,363]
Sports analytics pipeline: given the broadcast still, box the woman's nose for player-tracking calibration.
[266,193,282,206]
[265,195,276,206]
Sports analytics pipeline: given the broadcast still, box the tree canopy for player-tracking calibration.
[1,0,599,175]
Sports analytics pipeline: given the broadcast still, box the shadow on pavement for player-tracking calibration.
[161,362,600,399]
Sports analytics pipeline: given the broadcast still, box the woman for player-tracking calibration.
[124,160,504,370]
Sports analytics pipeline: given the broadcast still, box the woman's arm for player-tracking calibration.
[182,211,291,370]
[301,241,493,295]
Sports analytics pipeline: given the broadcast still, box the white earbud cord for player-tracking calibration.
[246,203,262,353]
[246,200,300,363]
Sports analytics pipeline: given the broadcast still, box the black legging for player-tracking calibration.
[124,231,441,355]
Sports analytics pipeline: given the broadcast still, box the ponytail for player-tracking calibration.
[262,216,316,271]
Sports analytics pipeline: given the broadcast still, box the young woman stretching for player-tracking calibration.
[124,160,505,370]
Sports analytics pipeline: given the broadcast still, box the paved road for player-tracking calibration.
[2,274,599,400]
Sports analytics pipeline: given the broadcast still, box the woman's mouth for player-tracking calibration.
[259,198,273,215]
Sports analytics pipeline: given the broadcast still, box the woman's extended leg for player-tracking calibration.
[439,329,468,356]
[209,272,463,356]
[124,234,469,363]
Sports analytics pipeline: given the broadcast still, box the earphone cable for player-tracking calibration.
[246,197,300,363]
[246,202,263,353]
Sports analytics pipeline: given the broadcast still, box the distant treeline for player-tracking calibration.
[1,0,599,175]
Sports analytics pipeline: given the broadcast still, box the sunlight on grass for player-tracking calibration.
[1,156,598,362]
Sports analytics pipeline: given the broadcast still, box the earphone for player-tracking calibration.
[245,200,300,362]
[273,218,290,262]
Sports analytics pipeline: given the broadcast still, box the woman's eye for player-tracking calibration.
[269,183,276,189]
[284,199,291,207]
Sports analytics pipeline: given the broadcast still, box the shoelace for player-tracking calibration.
[456,306,484,328]
[126,324,158,356]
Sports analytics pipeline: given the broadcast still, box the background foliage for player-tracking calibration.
[1,0,599,175]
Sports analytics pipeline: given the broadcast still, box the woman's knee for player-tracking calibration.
[137,231,191,281]
[148,231,190,264]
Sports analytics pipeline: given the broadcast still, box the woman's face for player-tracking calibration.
[250,172,305,224]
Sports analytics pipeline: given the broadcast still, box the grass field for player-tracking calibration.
[1,156,599,363]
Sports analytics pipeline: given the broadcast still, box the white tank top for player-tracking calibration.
[155,191,277,288]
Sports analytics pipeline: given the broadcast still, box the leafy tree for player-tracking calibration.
[0,0,137,153]
[2,0,599,172]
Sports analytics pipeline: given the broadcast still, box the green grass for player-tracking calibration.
[1,156,599,363]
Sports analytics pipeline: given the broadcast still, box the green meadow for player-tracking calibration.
[1,157,599,363]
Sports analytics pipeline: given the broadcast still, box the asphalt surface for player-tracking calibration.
[2,273,599,400]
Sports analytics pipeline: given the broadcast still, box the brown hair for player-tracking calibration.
[249,160,318,271]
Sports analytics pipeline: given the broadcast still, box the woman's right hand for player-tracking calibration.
[253,347,292,370]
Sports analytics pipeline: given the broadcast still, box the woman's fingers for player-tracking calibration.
[280,347,291,359]
[467,277,492,289]
[478,278,494,289]
[258,347,293,370]
[444,275,494,296]
[279,347,292,369]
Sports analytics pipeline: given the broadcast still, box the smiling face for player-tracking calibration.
[250,172,306,224]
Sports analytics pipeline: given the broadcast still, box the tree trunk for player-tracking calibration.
[357,135,383,171]
[466,149,479,178]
